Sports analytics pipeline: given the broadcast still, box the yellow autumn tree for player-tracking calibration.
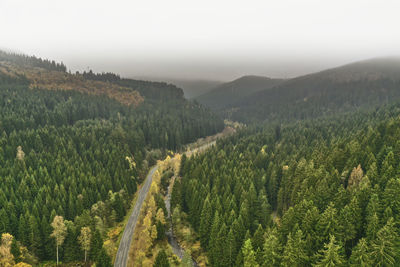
[141,211,153,252]
[14,263,32,267]
[78,227,91,262]
[50,216,67,265]
[348,164,364,189]
[0,233,14,267]
[156,208,166,225]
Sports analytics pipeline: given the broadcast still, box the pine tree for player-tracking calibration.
[316,203,339,246]
[208,211,221,264]
[226,228,237,267]
[252,224,264,265]
[214,223,228,267]
[282,230,308,267]
[370,218,399,266]
[90,229,103,261]
[199,197,212,249]
[263,228,281,267]
[10,238,21,263]
[242,239,259,267]
[349,238,372,267]
[28,215,42,257]
[252,224,264,251]
[113,193,125,222]
[180,251,194,267]
[96,248,112,267]
[154,249,170,267]
[366,212,380,241]
[314,235,345,267]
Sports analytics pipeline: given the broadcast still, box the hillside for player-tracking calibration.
[171,79,223,99]
[0,52,145,106]
[132,76,223,99]
[196,75,285,109]
[174,100,400,266]
[226,57,400,122]
[0,51,224,265]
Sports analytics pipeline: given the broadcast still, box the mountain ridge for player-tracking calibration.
[196,75,285,109]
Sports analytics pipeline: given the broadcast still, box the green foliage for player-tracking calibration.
[370,218,399,266]
[10,238,21,263]
[96,248,112,267]
[0,57,223,263]
[242,239,258,267]
[154,249,170,267]
[349,238,371,267]
[263,228,281,267]
[314,235,345,267]
[282,230,308,267]
[176,100,400,266]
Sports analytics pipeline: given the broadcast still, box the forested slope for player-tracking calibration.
[0,51,224,265]
[225,58,400,123]
[196,75,284,110]
[172,102,400,266]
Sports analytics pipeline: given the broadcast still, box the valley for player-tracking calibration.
[1,48,400,267]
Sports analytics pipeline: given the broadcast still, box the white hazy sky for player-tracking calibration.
[1,0,400,80]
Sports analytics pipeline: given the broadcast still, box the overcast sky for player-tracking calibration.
[1,0,400,80]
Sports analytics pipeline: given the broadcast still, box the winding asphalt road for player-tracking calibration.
[114,165,158,267]
[114,141,216,266]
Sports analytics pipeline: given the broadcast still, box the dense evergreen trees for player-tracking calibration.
[173,102,400,266]
[0,59,223,264]
[0,50,67,72]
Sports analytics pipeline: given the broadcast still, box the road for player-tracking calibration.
[162,142,217,266]
[114,141,216,267]
[114,165,158,267]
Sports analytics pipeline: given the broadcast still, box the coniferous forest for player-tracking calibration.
[173,102,400,266]
[0,52,223,265]
[2,51,400,267]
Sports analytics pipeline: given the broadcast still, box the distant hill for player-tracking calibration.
[226,57,400,122]
[133,76,223,99]
[195,75,285,109]
[170,79,223,99]
[0,50,187,106]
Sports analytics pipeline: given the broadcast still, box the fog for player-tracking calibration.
[1,0,400,80]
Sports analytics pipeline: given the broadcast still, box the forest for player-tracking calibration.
[2,49,400,267]
[0,52,224,265]
[171,102,400,266]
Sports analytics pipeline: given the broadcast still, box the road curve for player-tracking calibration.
[114,165,158,267]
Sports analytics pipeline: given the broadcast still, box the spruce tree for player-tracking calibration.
[242,239,259,267]
[10,238,21,263]
[282,229,308,267]
[349,238,372,267]
[208,211,220,265]
[96,248,112,267]
[263,228,281,267]
[370,218,399,266]
[314,235,345,267]
[226,228,237,267]
[199,197,212,249]
[154,249,170,267]
[90,229,103,261]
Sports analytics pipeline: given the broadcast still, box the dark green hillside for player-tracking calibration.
[226,58,400,123]
[0,51,223,264]
[196,75,284,109]
[173,102,400,266]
